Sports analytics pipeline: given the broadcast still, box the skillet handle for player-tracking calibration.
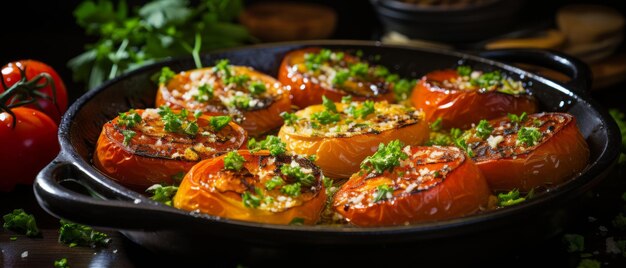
[34,155,184,230]
[477,49,591,96]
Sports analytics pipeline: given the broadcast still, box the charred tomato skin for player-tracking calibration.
[410,69,537,129]
[471,113,589,192]
[278,47,395,108]
[173,150,327,225]
[332,146,491,227]
[93,109,247,191]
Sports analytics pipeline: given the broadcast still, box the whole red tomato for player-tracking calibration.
[1,60,68,123]
[0,107,59,191]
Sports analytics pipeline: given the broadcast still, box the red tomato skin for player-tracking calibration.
[0,107,59,191]
[1,60,69,124]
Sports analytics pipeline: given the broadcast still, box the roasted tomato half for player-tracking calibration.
[410,66,537,129]
[333,144,491,227]
[278,98,429,179]
[461,112,589,192]
[173,150,326,225]
[278,47,414,108]
[93,108,247,190]
[155,60,291,137]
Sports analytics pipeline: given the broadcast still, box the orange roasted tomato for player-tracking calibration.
[333,141,491,227]
[278,98,429,179]
[93,108,247,190]
[410,66,537,129]
[173,150,326,225]
[459,112,589,192]
[278,47,414,108]
[155,60,291,137]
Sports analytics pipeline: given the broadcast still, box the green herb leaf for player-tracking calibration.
[497,189,526,207]
[247,135,286,156]
[393,79,415,101]
[224,151,245,171]
[508,112,527,124]
[265,176,284,190]
[2,209,40,237]
[341,95,352,104]
[430,117,443,132]
[242,188,262,208]
[281,112,299,126]
[231,94,251,109]
[280,182,302,197]
[471,70,502,88]
[54,258,69,268]
[350,100,375,119]
[372,184,394,202]
[248,81,267,95]
[210,115,231,131]
[349,62,369,78]
[332,70,350,86]
[194,84,214,102]
[321,95,337,113]
[374,65,389,77]
[117,109,142,128]
[455,138,474,157]
[59,220,110,248]
[361,140,408,174]
[159,67,176,84]
[312,110,341,125]
[121,129,136,146]
[225,74,250,87]
[289,217,305,225]
[517,127,542,147]
[457,66,472,77]
[281,163,315,186]
[146,184,178,206]
[475,119,494,140]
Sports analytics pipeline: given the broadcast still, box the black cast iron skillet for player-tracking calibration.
[34,40,620,264]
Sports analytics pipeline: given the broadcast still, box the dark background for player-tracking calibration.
[1,0,625,101]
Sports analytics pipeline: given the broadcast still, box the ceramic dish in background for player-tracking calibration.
[34,40,620,264]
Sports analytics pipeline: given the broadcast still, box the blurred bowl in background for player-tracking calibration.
[370,0,525,44]
[239,2,337,42]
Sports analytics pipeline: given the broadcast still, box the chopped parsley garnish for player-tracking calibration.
[471,70,502,88]
[455,138,474,157]
[321,96,337,113]
[59,220,110,248]
[210,115,231,131]
[159,67,176,84]
[497,189,526,207]
[146,184,178,206]
[374,65,389,77]
[281,112,299,126]
[341,95,352,104]
[242,188,262,208]
[392,79,415,101]
[54,258,69,268]
[517,127,542,147]
[117,109,142,128]
[332,70,350,86]
[450,128,462,139]
[158,106,199,135]
[349,62,369,77]
[372,184,394,203]
[280,182,302,197]
[508,112,527,124]
[224,74,250,87]
[248,81,267,95]
[2,209,40,237]
[194,84,214,102]
[224,151,245,171]
[289,217,305,225]
[214,59,232,78]
[312,110,341,125]
[308,155,317,162]
[231,94,251,109]
[563,233,585,252]
[475,120,494,140]
[304,49,333,71]
[265,176,284,191]
[457,65,472,77]
[247,135,286,156]
[350,100,375,119]
[361,140,408,174]
[430,117,443,132]
[121,129,136,146]
[281,163,315,186]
